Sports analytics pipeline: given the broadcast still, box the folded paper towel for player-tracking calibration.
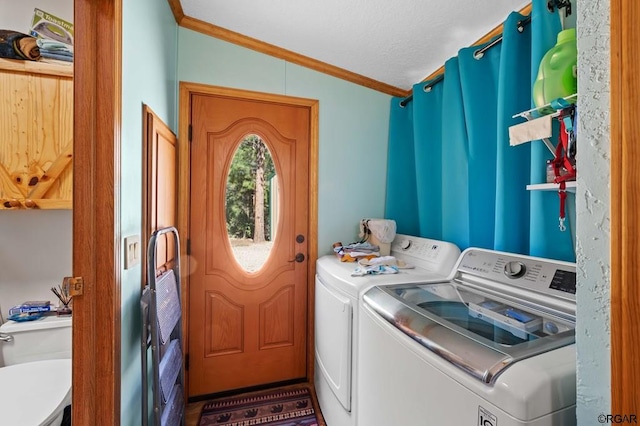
[508,115,552,146]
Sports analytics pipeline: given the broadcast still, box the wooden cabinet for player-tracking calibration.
[0,58,73,209]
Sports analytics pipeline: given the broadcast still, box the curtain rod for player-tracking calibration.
[399,15,532,108]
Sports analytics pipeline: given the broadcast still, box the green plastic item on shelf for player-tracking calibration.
[532,28,577,108]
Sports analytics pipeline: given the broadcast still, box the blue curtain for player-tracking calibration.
[385,98,420,236]
[413,74,444,239]
[495,11,533,255]
[440,57,471,249]
[385,0,575,262]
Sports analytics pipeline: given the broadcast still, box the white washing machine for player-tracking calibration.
[314,234,460,426]
[358,248,577,426]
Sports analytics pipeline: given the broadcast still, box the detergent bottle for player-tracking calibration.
[532,28,577,108]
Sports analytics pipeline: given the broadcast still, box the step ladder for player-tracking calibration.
[141,226,185,426]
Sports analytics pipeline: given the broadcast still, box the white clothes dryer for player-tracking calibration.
[314,234,460,426]
[358,248,577,426]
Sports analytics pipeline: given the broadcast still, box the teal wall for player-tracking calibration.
[120,0,178,424]
[575,0,611,421]
[177,29,391,254]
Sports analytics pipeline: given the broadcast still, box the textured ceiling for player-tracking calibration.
[180,0,530,91]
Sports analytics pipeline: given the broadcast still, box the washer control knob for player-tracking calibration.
[400,239,412,250]
[504,261,526,279]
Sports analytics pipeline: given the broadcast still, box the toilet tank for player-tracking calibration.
[0,316,72,366]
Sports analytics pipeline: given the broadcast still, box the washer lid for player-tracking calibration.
[0,359,71,425]
[363,282,575,384]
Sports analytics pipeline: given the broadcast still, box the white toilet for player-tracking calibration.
[0,315,72,426]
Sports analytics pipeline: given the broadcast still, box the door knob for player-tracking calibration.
[289,253,305,263]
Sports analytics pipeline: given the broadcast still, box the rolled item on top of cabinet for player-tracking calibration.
[0,30,40,61]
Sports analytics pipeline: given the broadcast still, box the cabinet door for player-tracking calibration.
[142,105,178,278]
[0,60,73,209]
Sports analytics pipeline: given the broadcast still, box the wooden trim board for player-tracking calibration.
[0,57,73,78]
[72,0,122,424]
[610,0,640,413]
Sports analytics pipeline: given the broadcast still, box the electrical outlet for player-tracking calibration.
[124,235,141,269]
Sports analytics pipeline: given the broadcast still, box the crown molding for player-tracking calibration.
[167,0,185,23]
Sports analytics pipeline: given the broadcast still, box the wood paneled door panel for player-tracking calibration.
[189,93,310,396]
[143,105,178,278]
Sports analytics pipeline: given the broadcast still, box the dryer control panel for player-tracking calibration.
[390,234,461,276]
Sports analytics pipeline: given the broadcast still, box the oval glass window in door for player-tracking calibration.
[225,134,278,272]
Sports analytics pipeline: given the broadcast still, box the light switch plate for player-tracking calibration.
[124,235,141,270]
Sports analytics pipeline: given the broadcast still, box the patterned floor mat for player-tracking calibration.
[199,387,319,426]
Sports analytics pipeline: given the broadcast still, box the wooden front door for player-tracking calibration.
[189,93,310,396]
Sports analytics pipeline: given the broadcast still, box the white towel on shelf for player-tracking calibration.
[509,115,552,146]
